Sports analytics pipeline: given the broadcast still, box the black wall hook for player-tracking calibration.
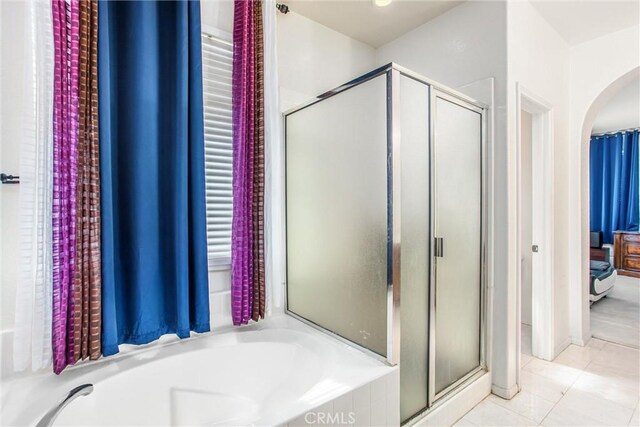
[276,3,289,14]
[0,173,19,184]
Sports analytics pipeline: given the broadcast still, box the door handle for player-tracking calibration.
[532,245,539,253]
[435,237,444,258]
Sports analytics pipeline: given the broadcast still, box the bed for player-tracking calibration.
[590,260,617,302]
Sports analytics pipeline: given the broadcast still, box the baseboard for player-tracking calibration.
[569,324,591,348]
[491,382,519,400]
[581,330,591,346]
[554,336,573,359]
[0,328,14,380]
[571,336,587,347]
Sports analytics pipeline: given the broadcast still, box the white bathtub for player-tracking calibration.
[0,315,398,426]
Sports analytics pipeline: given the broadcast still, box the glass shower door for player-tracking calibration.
[431,91,484,399]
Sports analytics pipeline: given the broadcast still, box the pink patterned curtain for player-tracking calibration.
[232,0,266,325]
[52,0,79,374]
[52,0,101,374]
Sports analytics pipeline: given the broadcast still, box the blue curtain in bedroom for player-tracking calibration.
[98,0,210,356]
[590,129,639,244]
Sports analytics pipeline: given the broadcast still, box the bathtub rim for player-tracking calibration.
[1,314,397,427]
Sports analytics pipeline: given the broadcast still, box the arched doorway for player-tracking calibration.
[576,66,640,343]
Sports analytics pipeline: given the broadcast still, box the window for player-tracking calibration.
[202,32,233,266]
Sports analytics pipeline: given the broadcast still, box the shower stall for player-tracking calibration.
[284,63,487,424]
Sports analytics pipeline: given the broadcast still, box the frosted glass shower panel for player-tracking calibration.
[433,94,483,395]
[285,75,388,357]
[399,75,430,422]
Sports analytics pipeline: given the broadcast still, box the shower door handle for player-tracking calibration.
[434,237,444,258]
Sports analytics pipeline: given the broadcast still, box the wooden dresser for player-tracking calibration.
[614,231,640,278]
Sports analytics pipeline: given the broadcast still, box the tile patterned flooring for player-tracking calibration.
[456,330,640,426]
[590,275,640,349]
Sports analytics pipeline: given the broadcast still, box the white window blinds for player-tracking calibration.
[202,33,233,265]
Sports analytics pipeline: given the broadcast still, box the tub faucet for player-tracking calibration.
[36,384,94,427]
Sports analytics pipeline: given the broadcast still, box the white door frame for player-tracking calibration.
[515,84,555,384]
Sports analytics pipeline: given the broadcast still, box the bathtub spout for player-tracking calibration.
[36,384,94,427]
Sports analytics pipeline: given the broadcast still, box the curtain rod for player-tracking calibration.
[592,127,640,137]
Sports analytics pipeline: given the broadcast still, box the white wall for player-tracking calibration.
[0,1,25,334]
[506,2,640,370]
[376,0,511,397]
[276,10,376,111]
[201,0,233,34]
[567,24,640,345]
[507,0,572,360]
[0,0,29,380]
[201,0,384,106]
[591,79,640,134]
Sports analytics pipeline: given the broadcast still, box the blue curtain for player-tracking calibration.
[590,130,639,244]
[98,0,210,356]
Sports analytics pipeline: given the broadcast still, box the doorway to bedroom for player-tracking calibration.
[588,78,640,349]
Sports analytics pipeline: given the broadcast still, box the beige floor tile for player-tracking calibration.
[572,369,639,410]
[521,353,533,368]
[541,404,604,426]
[520,370,568,403]
[585,360,640,392]
[629,404,639,426]
[592,342,640,376]
[452,416,478,426]
[587,338,608,350]
[464,399,537,427]
[488,390,555,424]
[590,275,639,349]
[463,335,640,427]
[523,358,582,388]
[554,343,602,370]
[550,388,634,426]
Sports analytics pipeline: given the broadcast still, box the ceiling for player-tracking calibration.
[530,1,640,45]
[286,1,640,48]
[592,78,640,134]
[286,0,464,48]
